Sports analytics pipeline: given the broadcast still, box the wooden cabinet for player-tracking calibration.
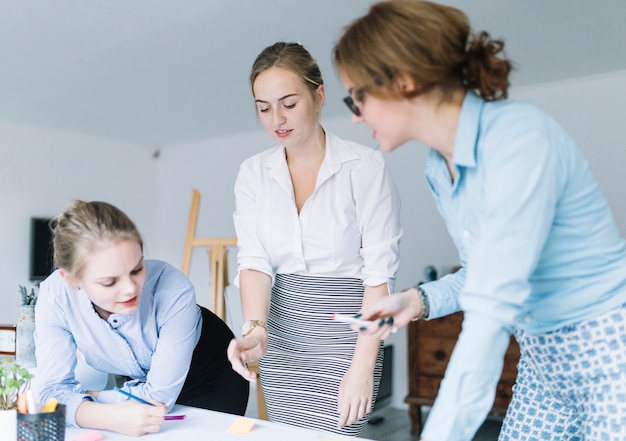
[405,311,520,435]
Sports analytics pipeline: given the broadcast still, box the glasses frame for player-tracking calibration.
[343,88,366,117]
[343,76,386,117]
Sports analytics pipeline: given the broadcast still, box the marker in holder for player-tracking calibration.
[17,403,66,441]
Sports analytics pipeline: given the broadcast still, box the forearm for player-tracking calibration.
[75,400,116,431]
[239,269,272,321]
[421,314,510,440]
[228,269,271,379]
[351,283,389,369]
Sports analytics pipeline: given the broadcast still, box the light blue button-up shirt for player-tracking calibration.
[420,92,626,441]
[35,260,202,427]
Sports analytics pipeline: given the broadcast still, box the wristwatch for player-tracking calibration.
[242,320,267,337]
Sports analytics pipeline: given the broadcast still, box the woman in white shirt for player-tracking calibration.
[227,42,402,436]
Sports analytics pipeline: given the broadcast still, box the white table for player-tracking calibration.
[65,405,376,440]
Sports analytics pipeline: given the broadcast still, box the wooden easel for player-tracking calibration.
[181,189,267,420]
[180,189,237,320]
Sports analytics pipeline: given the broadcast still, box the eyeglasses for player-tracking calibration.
[343,88,366,117]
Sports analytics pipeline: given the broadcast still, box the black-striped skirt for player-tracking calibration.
[259,274,383,437]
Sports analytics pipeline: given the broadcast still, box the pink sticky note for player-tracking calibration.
[72,431,103,441]
[228,417,255,434]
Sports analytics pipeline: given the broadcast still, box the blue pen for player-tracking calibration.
[114,386,153,405]
[113,386,186,420]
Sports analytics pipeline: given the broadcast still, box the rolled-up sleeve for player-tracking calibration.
[422,268,465,319]
[353,151,402,288]
[233,159,274,285]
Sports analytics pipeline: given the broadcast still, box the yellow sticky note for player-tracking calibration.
[228,417,255,434]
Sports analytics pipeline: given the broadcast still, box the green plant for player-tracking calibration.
[0,357,32,410]
[18,284,38,306]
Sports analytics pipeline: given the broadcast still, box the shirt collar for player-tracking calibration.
[452,91,484,169]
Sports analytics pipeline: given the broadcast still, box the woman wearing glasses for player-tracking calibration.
[334,1,626,441]
[227,42,402,436]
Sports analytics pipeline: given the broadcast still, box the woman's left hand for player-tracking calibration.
[337,365,373,427]
[227,327,268,382]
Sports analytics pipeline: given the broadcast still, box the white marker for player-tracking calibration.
[331,313,398,334]
[331,313,374,327]
[26,389,38,414]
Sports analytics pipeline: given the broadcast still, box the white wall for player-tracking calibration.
[0,121,157,323]
[1,70,624,410]
[510,71,626,230]
[152,128,273,323]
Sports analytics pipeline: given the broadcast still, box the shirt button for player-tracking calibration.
[524,315,532,323]
[464,427,472,436]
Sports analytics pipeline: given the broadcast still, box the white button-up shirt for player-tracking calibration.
[233,131,402,288]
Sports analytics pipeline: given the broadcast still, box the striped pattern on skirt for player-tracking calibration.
[259,273,383,437]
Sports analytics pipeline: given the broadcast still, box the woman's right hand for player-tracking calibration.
[110,400,167,436]
[75,399,167,436]
[227,328,268,381]
[356,288,422,340]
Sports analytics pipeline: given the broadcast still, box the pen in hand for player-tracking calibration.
[113,387,186,420]
[331,313,375,327]
[331,313,398,334]
[113,386,152,405]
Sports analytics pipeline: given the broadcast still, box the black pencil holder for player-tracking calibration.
[17,404,66,441]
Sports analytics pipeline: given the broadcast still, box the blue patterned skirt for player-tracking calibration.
[500,303,626,441]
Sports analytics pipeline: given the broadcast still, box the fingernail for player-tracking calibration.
[386,317,394,325]
[378,319,385,326]
[359,326,367,331]
[354,313,362,318]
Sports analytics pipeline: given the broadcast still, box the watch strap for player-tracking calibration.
[242,319,267,337]
[410,285,430,321]
[417,285,430,320]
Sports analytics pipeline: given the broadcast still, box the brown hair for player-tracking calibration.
[250,42,324,99]
[52,200,143,278]
[333,0,513,102]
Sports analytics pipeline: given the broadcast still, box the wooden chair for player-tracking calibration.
[181,189,267,420]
